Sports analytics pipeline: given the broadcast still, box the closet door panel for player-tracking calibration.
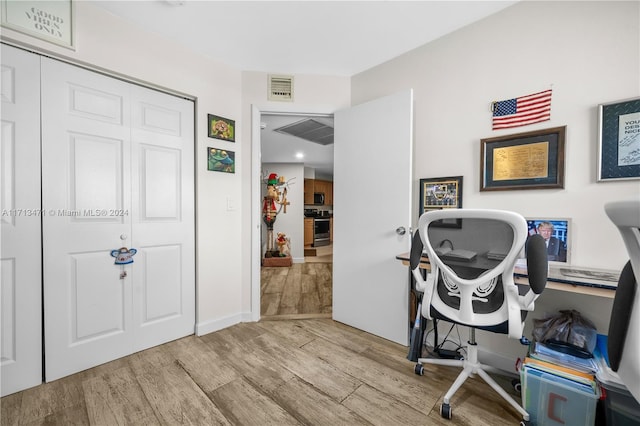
[130,85,195,351]
[42,58,133,382]
[0,45,42,396]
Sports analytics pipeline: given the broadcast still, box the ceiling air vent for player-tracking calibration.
[274,118,333,145]
[268,74,294,102]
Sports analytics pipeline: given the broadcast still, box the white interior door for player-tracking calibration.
[42,58,195,381]
[1,45,43,396]
[333,90,413,345]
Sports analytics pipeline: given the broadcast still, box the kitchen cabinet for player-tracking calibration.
[325,181,333,206]
[304,179,314,205]
[304,218,314,246]
[304,179,333,206]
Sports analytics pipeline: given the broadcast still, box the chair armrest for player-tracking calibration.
[526,234,548,294]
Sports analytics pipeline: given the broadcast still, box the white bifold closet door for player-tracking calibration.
[41,58,195,381]
[1,45,43,396]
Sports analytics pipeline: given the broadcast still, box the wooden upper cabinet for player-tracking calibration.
[325,181,333,206]
[304,179,314,205]
[304,179,333,205]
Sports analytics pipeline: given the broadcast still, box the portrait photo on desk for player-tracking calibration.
[525,218,571,263]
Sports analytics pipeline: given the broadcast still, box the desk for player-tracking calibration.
[396,252,617,299]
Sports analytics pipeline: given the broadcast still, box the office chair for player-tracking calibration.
[605,200,640,404]
[410,209,548,424]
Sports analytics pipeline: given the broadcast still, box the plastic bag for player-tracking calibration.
[532,309,597,358]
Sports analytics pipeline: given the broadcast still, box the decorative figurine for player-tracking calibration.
[276,232,291,257]
[261,172,294,257]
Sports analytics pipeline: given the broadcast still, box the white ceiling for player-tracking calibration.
[91,0,518,178]
[92,0,517,76]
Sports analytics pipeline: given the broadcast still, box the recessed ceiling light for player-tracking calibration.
[295,152,304,159]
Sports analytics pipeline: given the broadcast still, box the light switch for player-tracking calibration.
[227,196,236,211]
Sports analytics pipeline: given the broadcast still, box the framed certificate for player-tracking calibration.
[480,126,566,191]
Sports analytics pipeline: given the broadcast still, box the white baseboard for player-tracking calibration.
[196,311,258,336]
[196,313,243,336]
[292,256,305,263]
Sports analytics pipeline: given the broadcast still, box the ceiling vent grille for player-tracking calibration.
[274,118,333,145]
[268,75,294,102]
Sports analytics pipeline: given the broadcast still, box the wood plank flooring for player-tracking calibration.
[261,263,332,319]
[1,319,524,425]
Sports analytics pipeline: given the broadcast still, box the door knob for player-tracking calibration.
[120,234,127,240]
[396,226,406,235]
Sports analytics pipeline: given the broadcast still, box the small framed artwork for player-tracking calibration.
[207,114,235,142]
[480,126,566,191]
[207,147,235,173]
[419,176,463,228]
[597,97,640,181]
[1,0,74,49]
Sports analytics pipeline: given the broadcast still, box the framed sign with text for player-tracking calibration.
[597,97,640,181]
[1,0,74,49]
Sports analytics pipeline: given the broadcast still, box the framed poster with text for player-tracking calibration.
[1,0,74,49]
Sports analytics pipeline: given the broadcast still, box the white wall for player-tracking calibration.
[1,2,244,334]
[351,1,639,371]
[240,71,350,315]
[262,163,305,262]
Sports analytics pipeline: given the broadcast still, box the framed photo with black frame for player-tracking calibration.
[207,114,235,142]
[419,176,463,228]
[597,97,640,181]
[480,126,565,191]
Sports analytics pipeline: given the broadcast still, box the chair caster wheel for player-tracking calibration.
[414,364,424,375]
[520,420,531,426]
[440,403,452,419]
[512,378,522,394]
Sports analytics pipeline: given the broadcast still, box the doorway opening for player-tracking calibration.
[253,109,334,320]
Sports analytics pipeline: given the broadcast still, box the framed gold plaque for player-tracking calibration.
[480,126,566,191]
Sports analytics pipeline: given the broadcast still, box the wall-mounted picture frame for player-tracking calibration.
[207,114,235,142]
[1,0,74,49]
[419,176,463,228]
[207,147,235,173]
[480,126,566,191]
[597,97,640,181]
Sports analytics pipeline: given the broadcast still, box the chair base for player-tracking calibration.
[416,340,529,423]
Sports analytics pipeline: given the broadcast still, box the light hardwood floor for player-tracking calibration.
[261,245,333,319]
[1,319,523,425]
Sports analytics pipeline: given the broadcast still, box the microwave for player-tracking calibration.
[313,193,324,205]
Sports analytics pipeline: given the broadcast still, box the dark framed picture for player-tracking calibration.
[597,97,640,181]
[207,147,235,173]
[480,126,566,191]
[207,114,235,142]
[419,176,463,228]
